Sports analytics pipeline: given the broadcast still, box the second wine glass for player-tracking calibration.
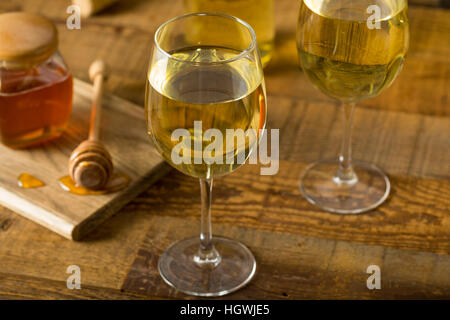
[297,0,409,214]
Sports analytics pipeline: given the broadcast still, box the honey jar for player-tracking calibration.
[0,12,73,148]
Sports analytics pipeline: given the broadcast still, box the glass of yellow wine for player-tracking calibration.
[297,0,409,213]
[145,13,266,296]
[184,0,275,68]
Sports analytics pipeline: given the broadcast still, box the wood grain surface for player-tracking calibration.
[122,216,450,299]
[0,0,448,300]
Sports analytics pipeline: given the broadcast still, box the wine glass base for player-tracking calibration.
[300,159,390,214]
[158,236,256,297]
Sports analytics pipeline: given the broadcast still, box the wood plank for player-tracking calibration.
[0,193,158,290]
[266,96,450,180]
[410,0,450,8]
[0,79,168,240]
[136,94,450,255]
[122,215,450,299]
[139,164,450,255]
[0,272,156,300]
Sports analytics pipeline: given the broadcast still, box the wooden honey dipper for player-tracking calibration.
[69,60,113,190]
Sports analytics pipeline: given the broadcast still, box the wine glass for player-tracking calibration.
[296,0,409,214]
[145,13,266,296]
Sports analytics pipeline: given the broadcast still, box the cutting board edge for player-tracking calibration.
[72,162,171,241]
[0,186,76,239]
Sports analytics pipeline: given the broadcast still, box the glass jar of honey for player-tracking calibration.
[0,12,73,149]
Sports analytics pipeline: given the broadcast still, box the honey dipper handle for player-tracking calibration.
[88,60,106,141]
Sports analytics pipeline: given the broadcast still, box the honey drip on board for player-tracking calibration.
[18,173,45,188]
[58,173,130,195]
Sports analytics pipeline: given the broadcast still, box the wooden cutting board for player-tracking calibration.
[0,79,169,240]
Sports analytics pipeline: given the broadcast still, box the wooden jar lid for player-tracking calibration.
[0,12,58,68]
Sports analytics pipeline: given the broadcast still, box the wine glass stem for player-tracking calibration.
[335,102,358,185]
[195,178,221,267]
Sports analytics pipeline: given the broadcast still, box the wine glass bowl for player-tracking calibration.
[147,13,265,180]
[297,0,409,214]
[145,13,266,296]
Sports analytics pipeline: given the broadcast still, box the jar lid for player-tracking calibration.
[0,12,58,68]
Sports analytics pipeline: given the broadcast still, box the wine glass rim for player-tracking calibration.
[153,12,257,65]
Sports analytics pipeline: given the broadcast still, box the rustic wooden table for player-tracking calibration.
[0,0,449,299]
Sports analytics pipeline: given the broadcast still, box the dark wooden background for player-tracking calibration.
[0,0,448,299]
